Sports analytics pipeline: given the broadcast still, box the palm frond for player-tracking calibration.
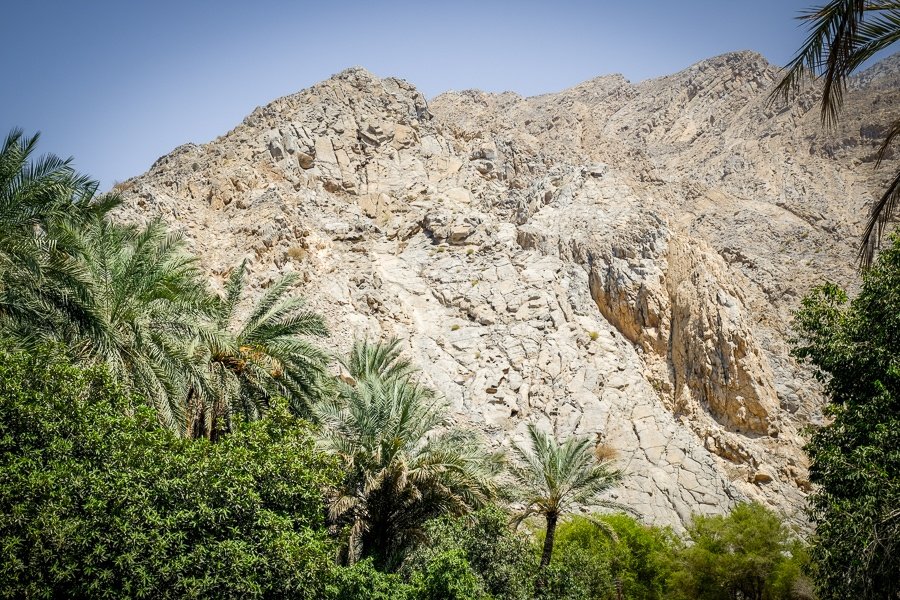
[860,170,900,267]
[771,0,870,126]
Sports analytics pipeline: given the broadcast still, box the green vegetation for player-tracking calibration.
[0,346,339,599]
[73,218,212,431]
[551,515,677,600]
[773,5,900,597]
[668,503,813,600]
[404,507,538,600]
[509,423,624,579]
[316,339,500,570]
[194,260,330,438]
[0,130,330,437]
[0,129,118,342]
[792,235,900,599]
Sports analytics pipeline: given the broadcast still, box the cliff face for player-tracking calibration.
[115,52,900,528]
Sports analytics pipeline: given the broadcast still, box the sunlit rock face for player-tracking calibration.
[115,52,900,529]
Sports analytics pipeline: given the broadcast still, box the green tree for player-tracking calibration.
[0,129,117,340]
[792,234,900,599]
[668,502,813,600]
[72,218,212,432]
[0,345,340,599]
[315,339,500,571]
[419,549,487,600]
[325,558,419,600]
[190,260,330,439]
[508,423,625,575]
[773,0,900,266]
[551,514,679,600]
[403,506,539,600]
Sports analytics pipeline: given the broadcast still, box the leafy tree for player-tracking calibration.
[418,549,487,600]
[0,345,340,599]
[403,506,539,600]
[325,558,419,600]
[72,218,212,432]
[508,423,624,573]
[315,339,500,571]
[668,502,813,600]
[0,128,118,340]
[792,234,900,599]
[190,260,330,439]
[773,0,900,266]
[551,514,679,600]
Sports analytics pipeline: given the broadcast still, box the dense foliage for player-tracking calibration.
[191,259,330,438]
[551,514,678,600]
[793,235,900,599]
[0,129,330,436]
[404,507,539,600]
[668,502,813,600]
[0,346,340,599]
[0,129,117,341]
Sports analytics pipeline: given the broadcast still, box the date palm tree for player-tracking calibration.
[772,0,900,267]
[315,339,500,571]
[189,260,330,439]
[0,129,118,340]
[509,423,625,573]
[72,219,211,433]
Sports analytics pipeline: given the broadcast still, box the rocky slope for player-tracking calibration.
[115,51,900,529]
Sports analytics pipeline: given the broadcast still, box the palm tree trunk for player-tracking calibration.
[540,511,558,569]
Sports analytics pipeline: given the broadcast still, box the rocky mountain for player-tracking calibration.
[114,51,900,529]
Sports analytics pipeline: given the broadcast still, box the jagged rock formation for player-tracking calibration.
[115,51,900,529]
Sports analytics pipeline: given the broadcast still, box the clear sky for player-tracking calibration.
[1,0,838,189]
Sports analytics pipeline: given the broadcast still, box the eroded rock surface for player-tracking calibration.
[115,52,900,528]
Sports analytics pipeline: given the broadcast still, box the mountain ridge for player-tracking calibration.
[115,50,900,529]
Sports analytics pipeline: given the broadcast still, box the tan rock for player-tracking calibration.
[113,55,900,529]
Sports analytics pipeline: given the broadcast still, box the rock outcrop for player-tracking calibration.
[114,51,900,528]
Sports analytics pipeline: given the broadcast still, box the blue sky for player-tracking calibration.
[1,1,844,188]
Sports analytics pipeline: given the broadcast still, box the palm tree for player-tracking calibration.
[0,129,118,339]
[189,260,330,439]
[341,336,416,383]
[72,219,212,432]
[508,423,625,572]
[315,339,500,571]
[772,1,900,267]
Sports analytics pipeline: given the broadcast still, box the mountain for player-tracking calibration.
[114,51,900,529]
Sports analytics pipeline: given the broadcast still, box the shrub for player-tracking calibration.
[0,346,340,599]
[549,513,678,600]
[325,559,418,600]
[420,550,486,600]
[668,502,813,600]
[404,506,537,600]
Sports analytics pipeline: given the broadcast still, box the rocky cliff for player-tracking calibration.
[115,51,900,529]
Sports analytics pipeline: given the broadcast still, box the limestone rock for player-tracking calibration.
[113,55,900,530]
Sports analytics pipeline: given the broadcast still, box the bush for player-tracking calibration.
[326,559,418,600]
[668,502,813,600]
[792,236,900,599]
[0,346,340,599]
[549,514,678,600]
[420,549,486,600]
[403,506,537,600]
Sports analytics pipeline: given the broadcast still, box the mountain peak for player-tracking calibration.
[115,50,891,529]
